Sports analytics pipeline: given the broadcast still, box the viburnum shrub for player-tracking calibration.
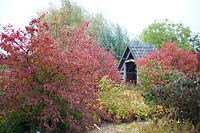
[136,42,200,125]
[150,72,200,125]
[0,16,119,132]
[136,42,198,91]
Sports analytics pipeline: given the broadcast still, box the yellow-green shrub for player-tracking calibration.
[98,77,151,122]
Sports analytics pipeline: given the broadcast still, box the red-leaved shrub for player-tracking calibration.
[136,42,198,87]
[136,42,200,125]
[0,16,119,132]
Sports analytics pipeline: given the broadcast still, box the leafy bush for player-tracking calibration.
[98,77,151,122]
[137,43,200,125]
[0,111,37,133]
[98,77,132,122]
[150,73,200,125]
[148,105,167,121]
[137,42,198,91]
[0,16,119,132]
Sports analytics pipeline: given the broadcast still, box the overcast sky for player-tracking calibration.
[0,0,200,35]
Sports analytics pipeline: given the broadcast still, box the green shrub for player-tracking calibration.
[148,105,168,121]
[149,72,200,125]
[0,111,34,133]
[98,77,151,122]
[98,77,131,122]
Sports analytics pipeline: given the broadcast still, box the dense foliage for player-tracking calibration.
[0,16,120,132]
[136,42,200,126]
[98,77,151,123]
[1,1,200,132]
[137,42,198,90]
[141,19,193,50]
[40,0,130,60]
[97,23,130,60]
[150,73,200,125]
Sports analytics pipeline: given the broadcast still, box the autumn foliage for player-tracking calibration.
[0,16,119,132]
[136,42,200,125]
[136,42,198,86]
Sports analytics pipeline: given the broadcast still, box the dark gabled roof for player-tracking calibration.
[129,44,155,59]
[118,44,155,70]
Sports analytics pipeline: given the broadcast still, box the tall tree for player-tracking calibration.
[141,19,192,50]
[39,0,85,38]
[39,0,130,60]
[98,24,130,60]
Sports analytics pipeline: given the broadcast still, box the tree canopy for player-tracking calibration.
[141,19,193,50]
[39,0,130,60]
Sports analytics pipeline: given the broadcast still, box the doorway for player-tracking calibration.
[125,60,137,84]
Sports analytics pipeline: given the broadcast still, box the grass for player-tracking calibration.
[89,119,198,133]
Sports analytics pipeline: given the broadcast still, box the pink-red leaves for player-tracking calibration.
[136,42,198,86]
[0,16,119,132]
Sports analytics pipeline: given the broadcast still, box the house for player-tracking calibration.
[118,44,155,84]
